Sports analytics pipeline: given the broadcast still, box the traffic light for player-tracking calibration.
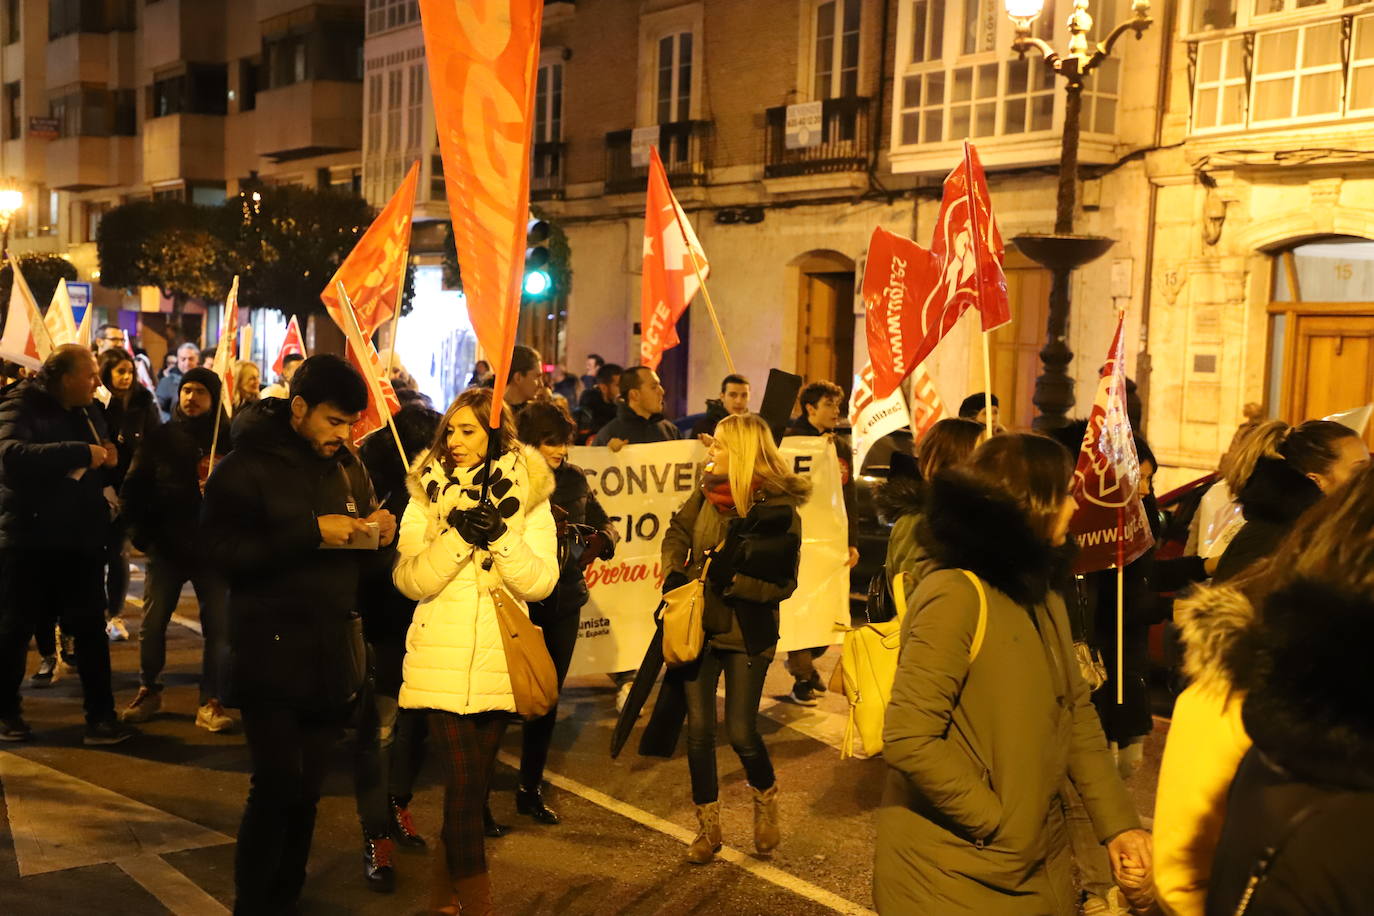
[524,218,552,298]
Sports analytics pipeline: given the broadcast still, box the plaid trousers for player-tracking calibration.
[428,710,509,881]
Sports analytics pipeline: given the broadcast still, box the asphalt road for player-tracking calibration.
[0,565,1165,915]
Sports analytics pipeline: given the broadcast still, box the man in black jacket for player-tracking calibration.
[201,355,396,915]
[689,373,751,438]
[118,367,233,732]
[592,366,679,449]
[575,361,621,443]
[0,344,130,744]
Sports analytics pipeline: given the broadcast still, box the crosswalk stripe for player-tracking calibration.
[116,854,230,915]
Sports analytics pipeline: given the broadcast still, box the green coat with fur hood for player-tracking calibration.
[874,470,1139,915]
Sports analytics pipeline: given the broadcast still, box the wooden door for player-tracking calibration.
[1289,313,1374,449]
[797,271,855,390]
[978,251,1051,431]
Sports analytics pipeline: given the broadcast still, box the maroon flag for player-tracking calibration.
[1069,312,1154,574]
[933,141,1010,333]
[861,227,951,399]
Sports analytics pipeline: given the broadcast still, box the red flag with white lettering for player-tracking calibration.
[933,141,1010,333]
[640,146,709,370]
[1069,312,1154,574]
[271,314,307,377]
[861,227,953,399]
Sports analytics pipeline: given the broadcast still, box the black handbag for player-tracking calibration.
[861,566,896,625]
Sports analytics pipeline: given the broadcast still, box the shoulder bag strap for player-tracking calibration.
[959,569,989,663]
[892,571,909,624]
[1231,795,1328,916]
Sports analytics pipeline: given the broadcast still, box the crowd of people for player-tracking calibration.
[0,330,1369,916]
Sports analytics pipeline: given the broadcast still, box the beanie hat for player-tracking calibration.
[179,367,222,405]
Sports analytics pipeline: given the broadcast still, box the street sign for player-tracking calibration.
[66,281,92,313]
[785,101,823,149]
[27,117,59,139]
[630,126,658,168]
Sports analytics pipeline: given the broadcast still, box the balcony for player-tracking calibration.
[764,97,872,179]
[604,121,709,195]
[143,114,226,185]
[531,141,564,200]
[254,80,362,162]
[46,135,125,190]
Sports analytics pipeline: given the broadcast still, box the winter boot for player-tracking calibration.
[752,783,780,854]
[391,796,426,848]
[362,834,395,893]
[686,801,722,865]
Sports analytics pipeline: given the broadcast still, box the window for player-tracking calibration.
[960,0,997,55]
[534,61,563,143]
[366,0,419,36]
[1350,15,1374,112]
[239,59,260,112]
[48,0,135,39]
[1192,0,1238,31]
[4,81,18,141]
[148,64,228,118]
[656,31,693,124]
[84,199,111,243]
[385,69,402,150]
[814,0,861,99]
[407,63,424,149]
[1251,20,1342,122]
[5,0,18,44]
[1186,0,1360,34]
[50,86,137,137]
[1001,55,1056,134]
[366,73,382,153]
[263,15,363,89]
[1193,35,1248,128]
[911,0,945,64]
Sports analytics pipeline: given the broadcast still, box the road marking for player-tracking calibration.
[0,752,231,877]
[116,854,229,915]
[497,751,876,916]
[170,614,202,636]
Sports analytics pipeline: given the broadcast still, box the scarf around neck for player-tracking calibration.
[702,470,765,516]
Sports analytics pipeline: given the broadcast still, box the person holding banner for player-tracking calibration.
[660,413,809,864]
[875,434,1146,916]
[392,387,557,916]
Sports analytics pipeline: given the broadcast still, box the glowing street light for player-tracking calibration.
[0,185,23,254]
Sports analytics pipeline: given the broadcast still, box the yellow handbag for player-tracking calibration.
[660,546,721,667]
[834,569,988,759]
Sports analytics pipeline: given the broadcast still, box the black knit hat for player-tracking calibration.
[179,366,222,406]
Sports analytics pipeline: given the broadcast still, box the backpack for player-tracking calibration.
[831,568,988,759]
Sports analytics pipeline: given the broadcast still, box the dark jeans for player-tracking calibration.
[106,517,130,620]
[140,551,229,704]
[353,653,429,836]
[682,645,775,805]
[519,605,580,790]
[431,711,508,880]
[235,702,349,915]
[0,549,113,725]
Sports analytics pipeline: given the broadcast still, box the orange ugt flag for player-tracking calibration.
[321,161,420,338]
[640,146,709,371]
[420,0,543,420]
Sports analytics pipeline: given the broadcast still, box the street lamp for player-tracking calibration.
[0,185,23,255]
[1003,0,1151,429]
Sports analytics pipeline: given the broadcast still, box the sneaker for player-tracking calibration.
[119,686,163,723]
[29,656,57,688]
[59,633,77,666]
[615,681,634,715]
[84,719,134,746]
[0,716,33,742]
[106,617,129,642]
[787,681,819,707]
[808,670,827,694]
[196,699,234,733]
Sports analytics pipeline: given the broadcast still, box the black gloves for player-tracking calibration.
[453,500,508,548]
[662,570,690,594]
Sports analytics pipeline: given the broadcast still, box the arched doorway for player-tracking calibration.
[1267,235,1374,448]
[793,250,855,392]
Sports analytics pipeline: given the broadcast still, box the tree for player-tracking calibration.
[97,199,234,305]
[0,254,79,329]
[441,207,573,304]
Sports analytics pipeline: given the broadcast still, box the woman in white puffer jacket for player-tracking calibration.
[393,387,556,916]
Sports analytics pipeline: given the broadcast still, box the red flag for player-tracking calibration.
[640,146,709,370]
[321,161,419,339]
[1068,312,1154,574]
[420,0,543,421]
[271,314,307,376]
[861,227,955,399]
[933,141,1009,333]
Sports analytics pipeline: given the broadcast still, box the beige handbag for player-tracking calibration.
[660,545,723,667]
[490,587,559,720]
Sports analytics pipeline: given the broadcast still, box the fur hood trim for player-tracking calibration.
[760,472,811,507]
[917,469,1053,606]
[404,444,555,512]
[1238,456,1322,525]
[1243,578,1374,790]
[1173,584,1258,694]
[875,474,925,525]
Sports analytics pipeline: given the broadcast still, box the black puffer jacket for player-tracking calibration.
[100,384,161,490]
[1213,457,1322,582]
[202,398,390,712]
[0,379,110,553]
[538,460,615,617]
[1207,578,1374,915]
[119,407,225,568]
[591,402,680,446]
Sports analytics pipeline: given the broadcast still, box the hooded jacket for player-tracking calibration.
[0,379,111,553]
[99,382,160,490]
[1206,578,1374,915]
[1152,584,1257,916]
[591,402,680,446]
[201,398,388,712]
[876,472,940,605]
[1213,457,1321,582]
[874,470,1138,916]
[393,445,557,716]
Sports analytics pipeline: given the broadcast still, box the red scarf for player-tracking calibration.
[702,471,764,516]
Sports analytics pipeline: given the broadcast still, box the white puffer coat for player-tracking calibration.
[393,445,558,715]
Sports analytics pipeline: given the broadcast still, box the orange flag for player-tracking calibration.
[320,160,420,338]
[419,0,543,421]
[640,146,710,371]
[332,282,403,449]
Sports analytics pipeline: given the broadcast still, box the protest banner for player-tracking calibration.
[565,437,850,676]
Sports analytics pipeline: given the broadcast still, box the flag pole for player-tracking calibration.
[336,281,409,471]
[1116,506,1125,705]
[666,202,735,375]
[960,141,995,441]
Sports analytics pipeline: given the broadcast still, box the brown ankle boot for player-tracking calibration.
[752,783,780,854]
[453,871,493,915]
[686,801,722,865]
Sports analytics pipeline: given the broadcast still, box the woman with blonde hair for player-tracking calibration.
[233,361,261,412]
[392,387,558,916]
[659,412,810,864]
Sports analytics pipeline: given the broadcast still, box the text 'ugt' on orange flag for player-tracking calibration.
[419,0,543,421]
[320,160,420,339]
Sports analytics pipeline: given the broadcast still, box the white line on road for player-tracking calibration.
[116,855,230,915]
[497,751,876,916]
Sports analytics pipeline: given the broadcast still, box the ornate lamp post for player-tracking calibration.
[1003,0,1151,429]
[0,184,23,255]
